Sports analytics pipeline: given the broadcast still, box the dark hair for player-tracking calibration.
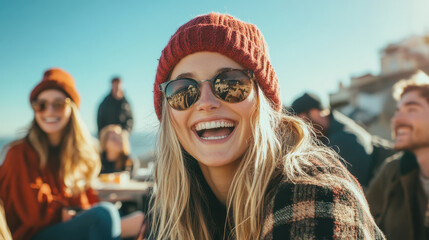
[291,92,323,115]
[111,77,121,84]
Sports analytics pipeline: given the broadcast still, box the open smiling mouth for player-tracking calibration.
[395,125,412,137]
[195,121,235,140]
[43,117,60,123]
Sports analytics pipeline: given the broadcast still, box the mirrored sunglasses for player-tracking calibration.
[159,69,254,111]
[31,98,71,112]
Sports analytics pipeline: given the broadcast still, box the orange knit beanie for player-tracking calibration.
[30,68,80,108]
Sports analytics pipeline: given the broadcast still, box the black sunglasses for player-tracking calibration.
[31,98,71,112]
[159,69,254,111]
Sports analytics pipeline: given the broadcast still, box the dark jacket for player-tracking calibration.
[323,111,394,188]
[97,93,134,134]
[366,152,427,240]
[100,152,139,178]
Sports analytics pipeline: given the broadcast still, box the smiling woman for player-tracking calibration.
[149,12,385,240]
[0,68,144,240]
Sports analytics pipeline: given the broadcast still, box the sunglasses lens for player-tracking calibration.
[31,101,46,112]
[52,100,66,111]
[165,79,199,110]
[213,70,252,103]
[31,98,69,112]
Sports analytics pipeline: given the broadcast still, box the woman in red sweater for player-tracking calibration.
[0,68,143,240]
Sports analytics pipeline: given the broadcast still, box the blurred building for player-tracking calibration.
[330,34,429,140]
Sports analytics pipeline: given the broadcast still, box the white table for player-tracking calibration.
[94,180,154,210]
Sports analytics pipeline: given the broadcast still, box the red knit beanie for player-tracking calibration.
[30,68,80,108]
[154,12,280,120]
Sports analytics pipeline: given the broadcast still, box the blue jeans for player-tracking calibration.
[32,202,121,240]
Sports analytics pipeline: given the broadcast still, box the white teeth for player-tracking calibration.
[44,117,59,123]
[195,121,235,131]
[396,128,409,134]
[201,135,229,140]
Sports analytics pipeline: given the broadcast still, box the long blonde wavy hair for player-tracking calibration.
[24,101,100,196]
[150,83,370,239]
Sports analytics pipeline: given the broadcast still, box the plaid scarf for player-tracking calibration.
[261,167,385,239]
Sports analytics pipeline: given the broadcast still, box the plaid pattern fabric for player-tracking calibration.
[261,171,385,239]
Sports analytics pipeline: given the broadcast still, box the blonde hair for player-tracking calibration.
[99,124,131,171]
[150,84,369,239]
[99,124,131,155]
[26,101,100,196]
[393,70,429,103]
[0,199,12,240]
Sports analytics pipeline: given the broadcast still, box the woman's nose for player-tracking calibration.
[195,82,221,111]
[44,103,57,113]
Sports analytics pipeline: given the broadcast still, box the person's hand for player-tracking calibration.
[62,207,77,222]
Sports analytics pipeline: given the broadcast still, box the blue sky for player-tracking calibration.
[1,0,428,137]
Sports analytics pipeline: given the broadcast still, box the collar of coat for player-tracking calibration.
[399,151,419,175]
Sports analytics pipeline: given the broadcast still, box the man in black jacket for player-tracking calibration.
[97,77,134,134]
[291,92,394,188]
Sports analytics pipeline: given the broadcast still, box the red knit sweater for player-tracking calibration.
[0,139,99,240]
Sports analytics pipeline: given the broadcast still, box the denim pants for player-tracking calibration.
[32,202,121,240]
